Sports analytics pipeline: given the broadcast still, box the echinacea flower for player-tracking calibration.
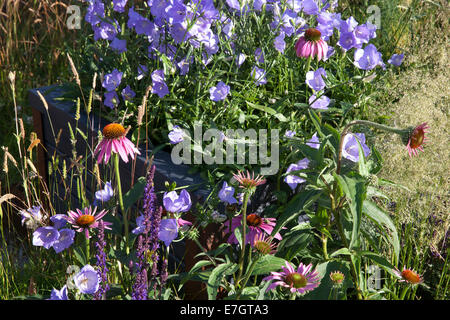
[94,123,140,164]
[295,28,329,61]
[224,213,282,246]
[48,285,69,300]
[263,261,321,294]
[74,264,100,294]
[253,233,278,255]
[65,206,111,239]
[232,170,266,191]
[393,267,423,285]
[329,270,345,286]
[405,123,429,157]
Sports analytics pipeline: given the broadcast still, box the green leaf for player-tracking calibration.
[357,251,398,277]
[330,247,352,258]
[123,176,147,211]
[73,246,87,265]
[245,101,287,122]
[334,173,367,250]
[272,189,322,235]
[207,263,238,300]
[363,200,400,262]
[250,255,287,276]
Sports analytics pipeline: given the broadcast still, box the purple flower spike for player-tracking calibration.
[158,219,178,247]
[209,81,230,101]
[306,68,327,92]
[218,181,237,205]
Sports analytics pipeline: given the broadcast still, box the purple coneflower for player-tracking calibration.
[224,213,282,246]
[253,233,278,255]
[65,206,111,239]
[406,123,429,157]
[295,28,328,61]
[232,170,266,191]
[94,123,140,164]
[263,261,321,294]
[393,267,423,285]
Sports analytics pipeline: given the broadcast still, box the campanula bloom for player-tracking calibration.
[32,226,60,249]
[158,219,178,247]
[48,285,68,300]
[74,265,100,295]
[168,125,185,144]
[341,133,371,162]
[94,181,114,203]
[102,69,123,92]
[218,181,238,205]
[209,81,230,101]
[284,158,310,191]
[309,94,330,110]
[163,189,192,213]
[354,44,384,70]
[388,53,404,67]
[306,68,327,92]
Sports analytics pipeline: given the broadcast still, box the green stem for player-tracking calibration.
[236,253,262,300]
[114,153,129,254]
[85,235,90,263]
[399,286,410,300]
[236,192,250,288]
